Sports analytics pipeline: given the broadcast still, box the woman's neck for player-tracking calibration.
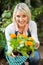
[18,25,25,33]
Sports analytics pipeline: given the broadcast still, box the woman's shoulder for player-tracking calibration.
[5,23,15,33]
[29,20,37,31]
[5,23,14,30]
[6,23,14,28]
[29,20,37,27]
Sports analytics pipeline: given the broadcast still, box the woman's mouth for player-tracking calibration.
[18,21,24,24]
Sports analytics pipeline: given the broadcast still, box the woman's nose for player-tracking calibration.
[20,17,23,21]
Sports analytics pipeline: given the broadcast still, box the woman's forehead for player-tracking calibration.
[16,10,27,15]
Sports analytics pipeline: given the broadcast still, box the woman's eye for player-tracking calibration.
[16,15,20,17]
[16,15,26,18]
[23,15,26,17]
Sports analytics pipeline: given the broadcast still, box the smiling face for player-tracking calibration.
[15,10,28,27]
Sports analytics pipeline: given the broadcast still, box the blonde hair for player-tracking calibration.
[13,3,31,22]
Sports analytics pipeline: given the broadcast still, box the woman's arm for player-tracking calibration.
[30,21,40,49]
[5,26,13,55]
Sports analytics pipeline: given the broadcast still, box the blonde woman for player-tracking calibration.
[5,3,40,65]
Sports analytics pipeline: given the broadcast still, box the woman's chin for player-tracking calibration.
[18,23,26,27]
[19,24,25,27]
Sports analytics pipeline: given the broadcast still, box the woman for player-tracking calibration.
[5,3,40,65]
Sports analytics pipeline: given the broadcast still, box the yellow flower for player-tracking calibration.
[17,34,27,38]
[23,34,28,38]
[25,41,33,46]
[17,34,22,36]
[28,37,33,40]
[10,34,17,38]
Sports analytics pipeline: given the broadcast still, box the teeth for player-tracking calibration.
[19,21,24,24]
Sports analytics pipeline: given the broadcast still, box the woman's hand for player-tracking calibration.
[35,43,40,49]
[11,53,16,57]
